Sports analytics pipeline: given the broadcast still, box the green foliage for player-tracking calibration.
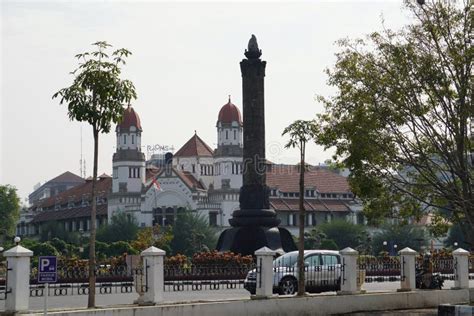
[320,239,339,250]
[52,41,137,134]
[444,224,469,250]
[371,223,427,255]
[97,213,139,242]
[171,211,217,257]
[303,228,327,249]
[319,220,366,249]
[0,185,21,238]
[131,225,173,253]
[106,241,138,257]
[314,1,474,244]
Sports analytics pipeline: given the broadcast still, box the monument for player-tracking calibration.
[216,35,297,256]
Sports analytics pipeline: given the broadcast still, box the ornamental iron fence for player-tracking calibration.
[29,262,147,297]
[163,263,255,292]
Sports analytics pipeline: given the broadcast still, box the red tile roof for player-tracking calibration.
[270,198,350,212]
[33,177,112,209]
[267,165,350,193]
[146,167,205,191]
[117,105,142,131]
[174,133,214,157]
[31,204,108,223]
[48,171,85,184]
[218,97,242,125]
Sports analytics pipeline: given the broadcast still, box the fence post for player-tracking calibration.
[254,247,276,298]
[3,244,33,313]
[339,247,359,294]
[140,246,165,305]
[398,247,417,291]
[452,248,469,289]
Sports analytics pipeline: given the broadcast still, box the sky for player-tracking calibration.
[1,0,414,202]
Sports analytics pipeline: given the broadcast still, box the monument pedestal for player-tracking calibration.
[216,210,297,255]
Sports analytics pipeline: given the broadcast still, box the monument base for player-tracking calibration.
[216,225,297,256]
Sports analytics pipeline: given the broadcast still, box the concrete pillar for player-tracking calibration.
[3,245,33,313]
[452,248,469,289]
[254,247,276,298]
[339,247,358,294]
[140,246,165,305]
[399,247,417,291]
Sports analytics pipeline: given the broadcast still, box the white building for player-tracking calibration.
[23,99,362,237]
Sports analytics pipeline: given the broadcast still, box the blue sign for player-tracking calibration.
[38,256,57,283]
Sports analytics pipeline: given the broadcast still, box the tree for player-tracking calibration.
[303,227,327,249]
[283,119,318,296]
[315,2,474,246]
[53,41,137,307]
[319,220,366,250]
[0,185,20,241]
[444,223,470,249]
[97,212,139,242]
[171,211,217,256]
[371,223,427,255]
[40,221,79,244]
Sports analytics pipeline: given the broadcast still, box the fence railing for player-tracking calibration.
[163,263,255,292]
[357,256,401,282]
[0,259,8,300]
[29,264,146,297]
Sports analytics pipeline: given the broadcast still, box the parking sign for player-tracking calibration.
[38,256,57,283]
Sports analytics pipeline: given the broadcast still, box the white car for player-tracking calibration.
[244,250,342,295]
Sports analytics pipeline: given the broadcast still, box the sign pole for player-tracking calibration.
[43,282,48,316]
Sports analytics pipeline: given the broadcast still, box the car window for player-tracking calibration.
[321,255,339,266]
[273,252,298,267]
[304,254,321,266]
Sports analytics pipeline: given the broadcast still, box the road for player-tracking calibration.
[0,280,472,312]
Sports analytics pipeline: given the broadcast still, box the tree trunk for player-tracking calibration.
[297,143,306,296]
[88,127,99,308]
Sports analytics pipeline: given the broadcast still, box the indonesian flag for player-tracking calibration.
[152,178,162,191]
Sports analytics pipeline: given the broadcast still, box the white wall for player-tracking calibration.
[23,288,472,316]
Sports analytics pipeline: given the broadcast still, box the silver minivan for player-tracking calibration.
[244,250,342,295]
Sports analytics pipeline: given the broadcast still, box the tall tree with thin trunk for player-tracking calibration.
[53,41,136,307]
[283,119,317,296]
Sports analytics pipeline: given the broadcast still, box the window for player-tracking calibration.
[321,255,340,265]
[288,213,297,226]
[226,130,228,139]
[113,168,118,179]
[234,130,237,140]
[304,255,321,267]
[123,135,127,144]
[129,167,140,178]
[192,164,195,173]
[209,212,218,227]
[131,135,135,144]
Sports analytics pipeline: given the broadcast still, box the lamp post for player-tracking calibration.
[383,240,388,254]
[14,236,21,245]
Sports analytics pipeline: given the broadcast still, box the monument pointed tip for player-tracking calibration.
[245,34,262,59]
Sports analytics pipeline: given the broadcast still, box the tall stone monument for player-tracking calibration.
[216,35,297,256]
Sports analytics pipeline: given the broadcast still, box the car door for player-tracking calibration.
[304,254,322,290]
[321,254,340,288]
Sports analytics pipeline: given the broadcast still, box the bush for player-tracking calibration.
[171,211,217,256]
[106,241,138,257]
[320,239,339,250]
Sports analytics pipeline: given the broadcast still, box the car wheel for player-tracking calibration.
[279,277,297,295]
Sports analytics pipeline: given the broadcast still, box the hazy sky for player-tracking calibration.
[1,0,413,202]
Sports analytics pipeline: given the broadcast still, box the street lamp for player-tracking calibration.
[394,244,398,252]
[14,236,21,245]
[0,247,4,253]
[454,242,458,248]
